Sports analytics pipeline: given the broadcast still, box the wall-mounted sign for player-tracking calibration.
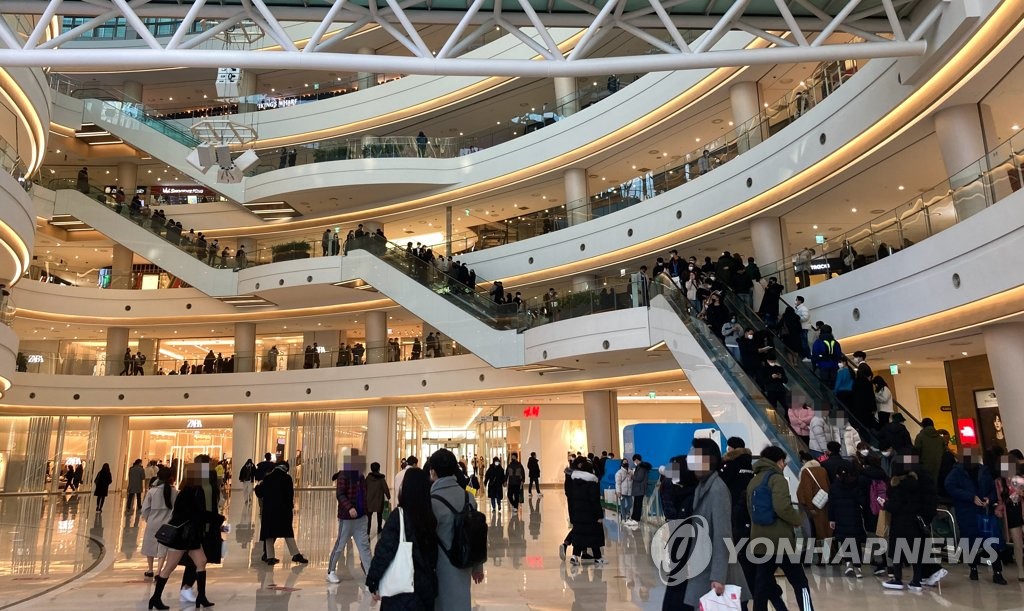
[974,390,998,409]
[185,419,203,429]
[522,406,540,418]
[256,96,299,110]
[27,354,44,364]
[156,186,208,195]
[889,364,900,375]
[958,418,978,447]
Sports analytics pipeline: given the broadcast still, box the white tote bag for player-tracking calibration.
[378,507,416,597]
[699,585,743,611]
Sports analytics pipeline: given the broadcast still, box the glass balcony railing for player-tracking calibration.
[761,131,1024,292]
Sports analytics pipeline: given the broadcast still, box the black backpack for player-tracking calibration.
[432,491,487,568]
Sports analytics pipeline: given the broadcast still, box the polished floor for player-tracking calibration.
[1,489,1022,610]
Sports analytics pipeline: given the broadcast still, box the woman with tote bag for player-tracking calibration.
[366,468,439,610]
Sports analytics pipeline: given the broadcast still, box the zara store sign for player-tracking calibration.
[185,419,204,429]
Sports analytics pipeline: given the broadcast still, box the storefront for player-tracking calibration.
[0,416,97,493]
[126,415,233,484]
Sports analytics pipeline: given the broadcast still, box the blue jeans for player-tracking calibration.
[619,495,632,520]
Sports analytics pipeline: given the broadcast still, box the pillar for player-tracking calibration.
[236,70,258,113]
[234,322,256,373]
[934,104,989,221]
[231,413,257,488]
[445,205,453,257]
[983,323,1024,449]
[357,47,376,90]
[94,416,128,490]
[564,167,588,226]
[236,237,256,266]
[122,80,142,103]
[137,338,157,374]
[105,326,128,376]
[366,405,397,473]
[554,77,578,115]
[730,81,762,151]
[117,161,139,200]
[111,244,133,289]
[365,310,387,364]
[583,390,619,456]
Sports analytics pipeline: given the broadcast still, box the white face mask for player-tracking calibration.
[882,450,893,457]
[858,450,869,457]
[686,455,702,471]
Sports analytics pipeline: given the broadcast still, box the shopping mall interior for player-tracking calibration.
[0,0,1023,609]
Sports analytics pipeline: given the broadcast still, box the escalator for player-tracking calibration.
[648,280,808,470]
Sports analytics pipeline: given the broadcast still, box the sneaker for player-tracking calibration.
[969,567,979,581]
[844,563,854,577]
[993,573,1008,585]
[922,568,948,586]
[180,588,197,603]
[569,556,581,566]
[907,582,923,592]
[594,558,607,565]
[882,579,904,590]
[326,572,340,584]
[559,543,567,561]
[854,567,863,579]
[872,567,887,576]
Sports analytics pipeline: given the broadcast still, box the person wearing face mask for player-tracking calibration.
[484,456,505,513]
[566,459,605,565]
[944,453,1007,584]
[758,352,789,424]
[747,446,814,611]
[722,316,742,360]
[913,418,946,487]
[828,464,866,578]
[685,271,702,313]
[737,328,762,376]
[673,439,749,611]
[627,455,652,525]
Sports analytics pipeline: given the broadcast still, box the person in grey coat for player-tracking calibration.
[428,448,483,610]
[127,458,146,512]
[683,438,749,609]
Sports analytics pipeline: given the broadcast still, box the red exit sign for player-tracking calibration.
[523,406,540,418]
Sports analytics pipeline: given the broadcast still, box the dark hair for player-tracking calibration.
[921,418,934,427]
[406,456,419,466]
[691,438,723,473]
[826,441,842,454]
[429,448,459,477]
[398,468,437,547]
[853,350,867,359]
[264,453,272,460]
[799,451,815,463]
[577,460,595,473]
[727,436,746,449]
[133,458,143,466]
[157,466,174,508]
[760,446,787,463]
[632,454,642,461]
[370,462,381,473]
[872,376,887,390]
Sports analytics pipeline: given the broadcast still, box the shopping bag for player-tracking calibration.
[875,510,889,538]
[699,585,743,611]
[379,508,415,596]
[977,510,1004,550]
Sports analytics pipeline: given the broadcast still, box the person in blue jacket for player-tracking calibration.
[944,452,1008,584]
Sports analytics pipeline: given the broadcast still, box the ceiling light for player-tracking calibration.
[905,360,911,364]
[695,138,701,142]
[961,351,968,356]
[850,207,858,213]
[1013,124,1020,131]
[812,225,818,229]
[727,121,733,126]
[168,97,173,101]
[897,185,905,191]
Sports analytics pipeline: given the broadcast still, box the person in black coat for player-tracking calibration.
[828,464,866,576]
[779,306,803,355]
[256,462,308,565]
[93,463,113,511]
[758,277,784,325]
[366,468,439,610]
[484,457,505,512]
[527,452,541,496]
[148,463,216,610]
[567,460,605,564]
[879,414,913,454]
[659,455,700,611]
[850,367,878,432]
[882,460,932,589]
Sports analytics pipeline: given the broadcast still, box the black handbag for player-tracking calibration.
[155,521,192,548]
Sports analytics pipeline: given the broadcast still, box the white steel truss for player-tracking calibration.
[0,0,940,77]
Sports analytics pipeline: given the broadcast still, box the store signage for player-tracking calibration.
[27,354,44,364]
[648,391,657,399]
[809,261,831,272]
[889,364,900,375]
[958,418,978,447]
[186,419,203,429]
[523,406,540,418]
[257,96,299,110]
[158,186,207,195]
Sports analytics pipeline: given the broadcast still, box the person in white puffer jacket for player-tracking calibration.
[614,459,633,521]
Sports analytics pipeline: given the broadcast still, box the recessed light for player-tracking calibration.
[1013,124,1020,131]
[850,207,858,213]
[897,185,905,191]
[961,351,968,356]
[905,360,911,365]
[812,225,818,229]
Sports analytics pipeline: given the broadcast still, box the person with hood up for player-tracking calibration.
[484,456,505,512]
[566,458,605,565]
[365,461,391,536]
[627,454,652,526]
[747,446,815,611]
[505,453,526,513]
[256,461,309,566]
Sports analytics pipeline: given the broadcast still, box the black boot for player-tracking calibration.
[148,576,170,610]
[194,570,214,608]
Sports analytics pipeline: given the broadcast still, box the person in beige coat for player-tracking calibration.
[797,451,833,563]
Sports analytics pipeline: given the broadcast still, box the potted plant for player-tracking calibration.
[271,241,312,262]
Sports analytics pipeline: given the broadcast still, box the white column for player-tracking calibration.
[554,77,578,115]
[234,322,256,373]
[137,338,157,374]
[445,205,453,257]
[95,416,128,490]
[232,413,257,489]
[117,161,138,199]
[365,310,387,364]
[357,47,375,90]
[564,167,588,226]
[105,326,128,376]
[983,323,1024,450]
[122,80,142,102]
[730,81,762,151]
[934,104,988,220]
[236,70,258,113]
[583,390,619,456]
[750,216,786,268]
[111,244,133,290]
[366,405,396,473]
